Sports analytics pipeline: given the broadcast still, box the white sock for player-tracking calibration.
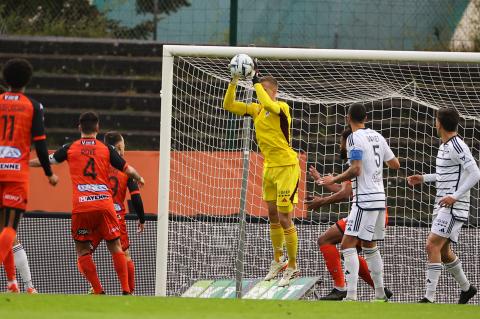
[13,244,34,289]
[445,258,470,292]
[342,248,359,300]
[425,263,442,302]
[363,246,386,299]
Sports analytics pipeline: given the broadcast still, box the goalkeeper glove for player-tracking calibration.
[252,58,260,85]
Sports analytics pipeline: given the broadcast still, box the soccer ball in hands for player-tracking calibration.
[229,54,255,80]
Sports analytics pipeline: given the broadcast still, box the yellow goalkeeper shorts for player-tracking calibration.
[262,162,300,213]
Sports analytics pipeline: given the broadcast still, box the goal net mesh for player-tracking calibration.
[166,54,480,303]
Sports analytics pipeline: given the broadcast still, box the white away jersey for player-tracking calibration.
[347,128,395,210]
[434,136,476,221]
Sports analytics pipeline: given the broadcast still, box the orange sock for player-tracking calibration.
[77,260,84,275]
[358,255,374,287]
[127,259,135,292]
[0,227,16,264]
[4,250,16,281]
[112,252,130,293]
[78,254,103,294]
[320,244,345,288]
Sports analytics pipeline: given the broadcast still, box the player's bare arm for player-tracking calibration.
[308,165,342,192]
[306,181,352,210]
[28,158,59,186]
[322,160,361,185]
[124,165,145,187]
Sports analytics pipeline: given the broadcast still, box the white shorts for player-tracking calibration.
[344,205,385,241]
[431,211,463,243]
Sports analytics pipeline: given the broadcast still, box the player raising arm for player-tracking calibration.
[0,59,58,293]
[223,63,300,286]
[322,104,400,301]
[306,127,392,300]
[407,108,478,304]
[30,112,144,295]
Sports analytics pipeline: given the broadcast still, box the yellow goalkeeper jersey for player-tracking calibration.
[223,82,298,168]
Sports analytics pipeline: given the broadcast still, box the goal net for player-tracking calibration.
[158,46,480,303]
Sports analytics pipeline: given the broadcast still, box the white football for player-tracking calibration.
[229,54,255,80]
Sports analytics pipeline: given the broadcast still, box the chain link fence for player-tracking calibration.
[1,0,480,51]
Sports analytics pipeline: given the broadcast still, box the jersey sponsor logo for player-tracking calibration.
[77,184,109,192]
[81,140,96,145]
[4,193,21,202]
[0,163,20,170]
[78,194,110,203]
[0,146,21,159]
[114,203,122,211]
[3,95,19,101]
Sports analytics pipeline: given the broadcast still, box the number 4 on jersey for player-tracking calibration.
[83,158,97,179]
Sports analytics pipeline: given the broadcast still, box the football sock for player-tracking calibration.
[358,255,374,287]
[445,258,470,292]
[363,247,385,299]
[342,248,359,300]
[283,226,298,268]
[269,223,285,262]
[127,259,135,292]
[78,254,103,294]
[320,244,346,290]
[0,227,16,264]
[425,263,442,302]
[13,244,34,289]
[4,249,16,282]
[112,252,130,293]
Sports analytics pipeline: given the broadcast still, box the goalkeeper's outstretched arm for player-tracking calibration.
[223,81,256,116]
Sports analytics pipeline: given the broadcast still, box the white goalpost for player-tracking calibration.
[156,45,480,302]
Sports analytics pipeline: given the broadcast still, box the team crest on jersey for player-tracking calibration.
[81,140,96,145]
[0,146,21,159]
[114,203,122,211]
[0,163,20,170]
[79,194,110,203]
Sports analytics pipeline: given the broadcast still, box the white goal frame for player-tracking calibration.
[155,45,480,296]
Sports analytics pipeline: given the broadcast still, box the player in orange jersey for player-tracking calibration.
[87,131,145,294]
[30,112,144,295]
[0,59,58,293]
[306,127,392,300]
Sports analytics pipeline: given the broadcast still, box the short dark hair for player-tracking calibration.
[260,75,278,87]
[79,112,99,134]
[104,131,123,146]
[437,108,459,132]
[348,103,367,123]
[2,59,33,89]
[341,126,352,140]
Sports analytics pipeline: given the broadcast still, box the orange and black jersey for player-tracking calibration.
[0,92,50,181]
[108,166,145,223]
[109,167,139,213]
[51,138,127,213]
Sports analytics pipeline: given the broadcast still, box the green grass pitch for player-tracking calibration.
[1,294,478,319]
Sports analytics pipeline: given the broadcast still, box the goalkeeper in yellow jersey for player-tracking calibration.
[223,65,300,286]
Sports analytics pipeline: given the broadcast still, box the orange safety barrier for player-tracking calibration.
[28,151,306,217]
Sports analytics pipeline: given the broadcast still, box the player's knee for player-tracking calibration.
[425,239,440,256]
[106,238,123,254]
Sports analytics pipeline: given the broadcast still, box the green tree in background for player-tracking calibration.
[0,0,190,39]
